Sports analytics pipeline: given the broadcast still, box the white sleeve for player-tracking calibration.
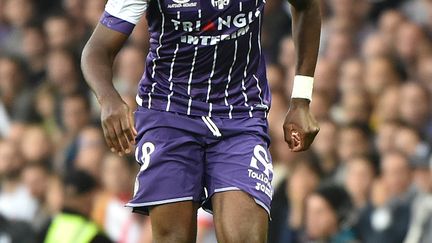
[105,0,148,25]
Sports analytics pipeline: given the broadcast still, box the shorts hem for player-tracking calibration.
[214,187,241,193]
[253,198,271,216]
[202,187,271,218]
[126,196,194,215]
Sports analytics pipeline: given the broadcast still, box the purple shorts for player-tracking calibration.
[126,107,273,215]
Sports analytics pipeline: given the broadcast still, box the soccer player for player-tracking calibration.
[81,0,321,242]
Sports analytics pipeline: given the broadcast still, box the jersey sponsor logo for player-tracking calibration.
[180,25,250,45]
[173,9,261,45]
[211,0,230,10]
[168,0,198,9]
[248,145,273,199]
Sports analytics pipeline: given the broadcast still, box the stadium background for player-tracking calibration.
[1,0,432,242]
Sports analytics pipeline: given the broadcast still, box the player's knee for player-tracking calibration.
[152,225,195,243]
[218,229,266,243]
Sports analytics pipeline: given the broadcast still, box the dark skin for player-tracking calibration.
[81,26,136,156]
[81,0,320,242]
[284,0,321,152]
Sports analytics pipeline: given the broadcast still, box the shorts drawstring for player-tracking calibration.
[201,116,222,137]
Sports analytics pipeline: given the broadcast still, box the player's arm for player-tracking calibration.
[284,0,321,152]
[81,0,147,156]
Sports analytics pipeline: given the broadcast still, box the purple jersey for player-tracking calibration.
[101,0,271,118]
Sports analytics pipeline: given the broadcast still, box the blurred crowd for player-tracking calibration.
[0,0,432,242]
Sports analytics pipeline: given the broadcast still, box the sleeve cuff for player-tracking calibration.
[99,11,135,35]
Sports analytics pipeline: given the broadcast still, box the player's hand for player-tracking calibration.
[100,97,137,156]
[283,98,319,152]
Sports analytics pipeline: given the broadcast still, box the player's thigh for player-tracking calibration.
[204,131,273,216]
[212,191,268,243]
[128,108,206,213]
[205,130,272,243]
[149,201,200,243]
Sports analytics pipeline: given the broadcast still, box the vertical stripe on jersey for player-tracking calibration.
[166,44,179,111]
[257,14,262,55]
[186,46,198,114]
[151,0,165,79]
[224,40,238,119]
[206,45,218,102]
[253,74,268,117]
[187,98,192,115]
[242,33,253,118]
[239,2,242,11]
[186,9,201,115]
[187,47,198,95]
[208,103,213,117]
[147,82,157,109]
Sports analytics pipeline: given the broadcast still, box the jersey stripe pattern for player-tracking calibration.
[101,0,271,118]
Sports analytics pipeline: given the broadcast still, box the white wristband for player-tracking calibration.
[291,75,314,101]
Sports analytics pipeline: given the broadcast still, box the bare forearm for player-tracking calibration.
[81,24,128,105]
[81,43,121,104]
[290,0,321,76]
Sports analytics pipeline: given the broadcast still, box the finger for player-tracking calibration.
[113,120,129,156]
[120,116,134,154]
[103,122,121,153]
[129,112,138,137]
[291,133,303,152]
[284,125,294,149]
[292,130,307,152]
[291,134,301,152]
[102,124,116,152]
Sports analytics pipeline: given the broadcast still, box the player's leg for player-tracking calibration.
[128,108,207,243]
[203,117,273,243]
[212,191,268,243]
[149,201,200,243]
[204,118,273,243]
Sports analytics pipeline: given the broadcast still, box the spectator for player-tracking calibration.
[305,183,357,243]
[312,119,339,178]
[45,48,85,96]
[75,126,107,179]
[43,14,77,50]
[22,162,52,232]
[375,120,400,155]
[1,0,37,54]
[356,151,415,243]
[339,89,372,125]
[268,153,323,243]
[56,92,92,173]
[20,24,47,85]
[372,86,400,129]
[338,58,364,93]
[92,154,141,243]
[364,56,402,101]
[399,82,432,142]
[344,156,376,210]
[394,125,432,193]
[336,123,372,181]
[39,170,112,243]
[404,153,432,243]
[0,140,38,222]
[0,55,36,122]
[20,125,53,164]
[417,55,432,94]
